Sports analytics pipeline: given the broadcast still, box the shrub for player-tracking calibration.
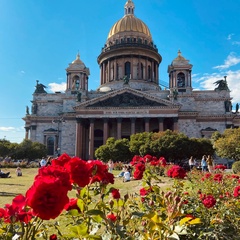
[232,160,240,173]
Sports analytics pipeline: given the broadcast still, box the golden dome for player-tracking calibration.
[107,0,152,40]
[108,15,152,39]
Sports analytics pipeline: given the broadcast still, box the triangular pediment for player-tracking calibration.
[75,87,179,110]
[88,92,166,107]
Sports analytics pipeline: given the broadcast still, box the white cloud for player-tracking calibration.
[197,70,240,105]
[232,41,240,46]
[0,127,15,132]
[48,82,66,92]
[213,52,240,70]
[227,33,234,40]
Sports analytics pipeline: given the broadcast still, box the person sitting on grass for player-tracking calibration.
[0,169,11,178]
[16,167,22,176]
[123,168,131,182]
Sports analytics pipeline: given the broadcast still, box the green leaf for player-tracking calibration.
[189,218,202,225]
[77,198,85,212]
[87,235,102,239]
[179,217,193,225]
[68,209,80,216]
[86,209,105,218]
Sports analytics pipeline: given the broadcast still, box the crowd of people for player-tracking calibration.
[188,155,215,172]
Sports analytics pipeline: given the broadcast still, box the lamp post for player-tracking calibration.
[52,117,65,156]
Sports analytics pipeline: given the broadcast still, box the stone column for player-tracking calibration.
[114,59,117,80]
[89,119,95,159]
[158,117,164,132]
[108,60,110,82]
[130,55,133,79]
[145,58,148,79]
[130,118,136,135]
[76,119,83,158]
[151,60,154,81]
[24,127,30,140]
[103,62,106,84]
[173,117,178,131]
[103,118,109,144]
[144,118,150,132]
[117,118,122,139]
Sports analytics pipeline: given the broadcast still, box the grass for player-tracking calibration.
[0,167,38,207]
[0,168,173,208]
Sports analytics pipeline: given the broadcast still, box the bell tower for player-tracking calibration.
[66,53,90,94]
[168,50,193,93]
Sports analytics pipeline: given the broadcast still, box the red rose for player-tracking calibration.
[64,198,81,212]
[201,195,216,208]
[213,173,223,182]
[87,160,114,185]
[26,176,69,220]
[130,155,145,166]
[139,187,152,196]
[133,163,145,180]
[233,186,240,197]
[106,213,117,222]
[143,154,153,162]
[64,157,91,187]
[167,165,186,179]
[36,165,72,191]
[159,157,167,167]
[111,188,120,199]
[3,194,33,224]
[51,153,72,167]
[50,234,58,240]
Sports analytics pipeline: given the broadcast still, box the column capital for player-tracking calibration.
[173,117,178,122]
[103,118,109,123]
[76,118,83,123]
[117,118,122,123]
[130,117,136,123]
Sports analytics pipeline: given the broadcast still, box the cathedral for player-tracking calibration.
[23,0,238,159]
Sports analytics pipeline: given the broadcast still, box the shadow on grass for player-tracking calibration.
[0,183,25,186]
[0,192,18,197]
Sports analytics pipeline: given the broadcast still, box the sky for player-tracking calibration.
[0,0,240,143]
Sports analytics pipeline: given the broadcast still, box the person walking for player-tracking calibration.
[40,157,47,167]
[108,160,114,173]
[201,155,208,172]
[206,155,214,173]
[188,156,195,170]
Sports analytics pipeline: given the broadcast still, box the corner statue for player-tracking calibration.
[34,80,47,94]
[214,76,229,91]
[123,75,129,85]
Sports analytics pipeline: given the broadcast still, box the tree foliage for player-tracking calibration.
[95,130,214,163]
[95,137,131,163]
[213,128,240,160]
[0,139,47,160]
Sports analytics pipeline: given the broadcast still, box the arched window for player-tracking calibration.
[177,72,185,87]
[47,137,54,155]
[73,75,80,90]
[125,61,131,79]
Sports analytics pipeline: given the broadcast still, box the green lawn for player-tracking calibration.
[0,168,173,208]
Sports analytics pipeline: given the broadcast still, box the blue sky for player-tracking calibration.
[0,0,240,143]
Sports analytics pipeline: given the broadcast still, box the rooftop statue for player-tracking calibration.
[214,76,229,91]
[34,80,47,94]
[123,75,129,85]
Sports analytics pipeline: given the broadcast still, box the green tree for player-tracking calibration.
[129,132,152,156]
[12,139,47,160]
[213,128,240,160]
[0,139,11,157]
[95,137,132,163]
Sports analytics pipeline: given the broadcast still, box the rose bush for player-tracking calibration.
[0,153,240,239]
